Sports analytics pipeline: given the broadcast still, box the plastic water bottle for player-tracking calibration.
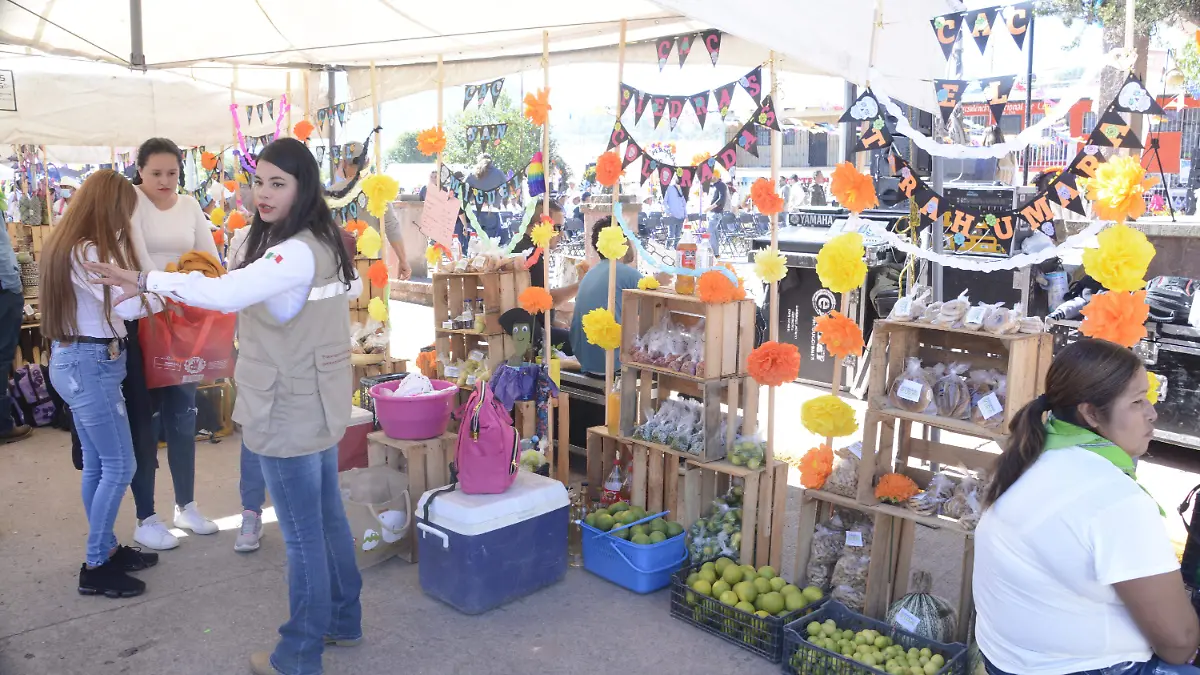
[467,231,480,258]
[696,232,714,272]
[449,236,462,261]
[568,482,588,568]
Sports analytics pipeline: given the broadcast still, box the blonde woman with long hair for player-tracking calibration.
[41,170,161,598]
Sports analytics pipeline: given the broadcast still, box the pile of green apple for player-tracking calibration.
[584,501,684,545]
[794,619,948,675]
[683,557,824,646]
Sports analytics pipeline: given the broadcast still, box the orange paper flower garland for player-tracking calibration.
[749,178,784,216]
[830,162,878,213]
[368,260,389,287]
[223,180,238,194]
[697,269,746,304]
[595,151,624,187]
[200,152,218,171]
[225,211,246,231]
[1080,290,1150,348]
[747,341,801,387]
[524,88,552,126]
[345,219,368,237]
[293,120,315,143]
[815,310,865,359]
[876,473,920,503]
[799,444,834,489]
[519,286,554,314]
[416,126,446,156]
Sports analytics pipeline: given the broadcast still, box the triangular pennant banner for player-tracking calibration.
[934,79,967,124]
[639,155,657,185]
[650,95,668,129]
[266,99,275,119]
[622,140,643,169]
[677,34,694,68]
[466,126,478,154]
[690,91,710,128]
[697,159,716,186]
[336,103,347,125]
[316,108,327,130]
[964,6,1001,55]
[714,81,738,121]
[476,84,488,106]
[496,123,508,140]
[1112,72,1166,115]
[667,96,687,130]
[1090,107,1142,149]
[257,104,264,123]
[481,125,493,144]
[716,139,740,168]
[756,95,782,132]
[733,124,759,158]
[739,66,763,105]
[619,84,637,117]
[608,121,630,151]
[490,79,505,106]
[1069,144,1107,179]
[658,165,675,190]
[854,117,893,152]
[1006,2,1033,50]
[464,84,477,110]
[980,75,1017,124]
[1051,171,1086,217]
[656,37,674,71]
[634,92,652,125]
[246,106,254,124]
[930,12,965,60]
[702,30,722,66]
[678,166,696,203]
[840,89,881,124]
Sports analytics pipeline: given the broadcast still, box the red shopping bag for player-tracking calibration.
[140,302,237,389]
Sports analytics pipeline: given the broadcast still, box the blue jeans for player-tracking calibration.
[51,341,135,566]
[984,654,1200,675]
[240,442,267,513]
[664,216,684,246]
[258,445,362,675]
[151,382,198,507]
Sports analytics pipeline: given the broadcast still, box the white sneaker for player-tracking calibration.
[174,502,218,535]
[134,514,179,550]
[234,510,263,552]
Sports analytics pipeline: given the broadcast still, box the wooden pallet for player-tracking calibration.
[620,288,756,380]
[512,393,572,486]
[617,364,759,463]
[432,270,530,336]
[366,430,457,563]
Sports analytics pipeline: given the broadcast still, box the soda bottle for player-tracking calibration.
[568,481,589,568]
[675,226,697,295]
[697,232,714,271]
[449,236,462,261]
[601,456,624,507]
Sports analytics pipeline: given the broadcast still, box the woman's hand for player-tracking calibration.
[83,262,140,305]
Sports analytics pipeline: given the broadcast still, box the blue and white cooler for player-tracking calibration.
[415,471,568,614]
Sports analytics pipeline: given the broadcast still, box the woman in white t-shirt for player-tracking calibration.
[975,338,1200,675]
[126,138,222,551]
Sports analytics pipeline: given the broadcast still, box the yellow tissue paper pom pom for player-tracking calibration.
[801,394,858,438]
[754,249,787,284]
[1082,223,1156,292]
[638,276,660,291]
[357,226,382,258]
[530,218,555,250]
[1086,155,1158,223]
[425,244,443,267]
[361,174,400,219]
[816,232,867,294]
[352,389,361,407]
[582,308,622,351]
[209,207,226,227]
[1148,371,1160,405]
[367,296,388,323]
[596,224,628,261]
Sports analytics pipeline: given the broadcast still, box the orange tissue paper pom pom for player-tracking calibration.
[519,286,554,314]
[345,219,368,237]
[1080,290,1150,348]
[200,152,218,171]
[368,260,389,288]
[225,211,247,231]
[523,88,552,126]
[815,310,865,360]
[211,229,225,247]
[830,162,879,213]
[799,444,834,489]
[746,341,801,387]
[697,269,745,304]
[293,119,315,143]
[223,180,238,194]
[749,178,784,216]
[595,151,624,187]
[876,473,920,504]
[416,126,446,156]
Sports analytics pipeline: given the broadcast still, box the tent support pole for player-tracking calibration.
[304,70,311,122]
[436,55,444,174]
[110,146,116,169]
[327,70,337,177]
[40,146,51,226]
[128,0,145,70]
[766,51,780,466]
[286,72,293,137]
[229,65,238,194]
[539,30,557,482]
[370,61,382,172]
[605,18,627,436]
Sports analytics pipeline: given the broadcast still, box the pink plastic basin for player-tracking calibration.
[369,379,458,440]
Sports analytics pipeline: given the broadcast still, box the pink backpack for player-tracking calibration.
[452,381,519,495]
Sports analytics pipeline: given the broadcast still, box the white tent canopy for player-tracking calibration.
[0,0,957,148]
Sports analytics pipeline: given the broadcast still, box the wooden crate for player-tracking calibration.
[432,270,530,336]
[366,430,457,563]
[617,364,759,463]
[349,256,389,325]
[436,331,516,377]
[586,426,787,568]
[352,354,406,401]
[620,288,756,380]
[29,225,50,260]
[511,393,572,486]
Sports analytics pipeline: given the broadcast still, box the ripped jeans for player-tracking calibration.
[150,382,199,507]
[50,341,135,566]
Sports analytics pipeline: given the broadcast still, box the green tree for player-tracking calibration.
[386,131,432,165]
[443,93,563,180]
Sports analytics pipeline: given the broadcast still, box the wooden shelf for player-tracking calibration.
[587,426,776,476]
[869,405,1009,442]
[877,320,1046,342]
[622,360,730,384]
[435,327,503,337]
[803,488,975,538]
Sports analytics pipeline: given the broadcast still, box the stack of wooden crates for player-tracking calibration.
[585,288,789,569]
[431,269,529,389]
[350,255,405,391]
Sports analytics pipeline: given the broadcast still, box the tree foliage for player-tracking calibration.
[1038,0,1200,35]
[442,93,564,180]
[386,131,433,165]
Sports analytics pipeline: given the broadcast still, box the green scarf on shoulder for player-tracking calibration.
[1044,418,1164,516]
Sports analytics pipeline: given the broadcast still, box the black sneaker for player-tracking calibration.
[110,545,158,572]
[0,425,31,444]
[78,560,146,598]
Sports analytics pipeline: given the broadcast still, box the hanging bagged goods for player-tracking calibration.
[416,471,568,614]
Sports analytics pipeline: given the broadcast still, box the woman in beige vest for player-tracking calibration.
[87,138,363,675]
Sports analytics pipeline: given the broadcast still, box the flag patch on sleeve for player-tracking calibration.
[264,251,284,264]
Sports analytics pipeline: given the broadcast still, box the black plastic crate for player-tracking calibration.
[781,601,967,675]
[668,562,827,663]
[359,373,408,416]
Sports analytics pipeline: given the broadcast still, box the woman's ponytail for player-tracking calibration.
[984,395,1049,505]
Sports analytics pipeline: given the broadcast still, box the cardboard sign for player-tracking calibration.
[418,178,462,250]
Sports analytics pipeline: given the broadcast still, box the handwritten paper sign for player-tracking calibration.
[418,177,461,250]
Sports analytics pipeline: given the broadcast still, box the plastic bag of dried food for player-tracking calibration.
[920,301,943,324]
[933,290,970,327]
[908,472,956,516]
[808,517,848,566]
[933,362,972,419]
[969,370,1007,429]
[824,445,860,498]
[888,285,931,322]
[962,302,1003,332]
[830,552,871,611]
[807,561,836,592]
[831,583,867,612]
[985,302,1023,335]
[889,357,934,413]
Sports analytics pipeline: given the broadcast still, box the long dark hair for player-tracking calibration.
[985,338,1143,505]
[131,137,184,186]
[238,138,355,288]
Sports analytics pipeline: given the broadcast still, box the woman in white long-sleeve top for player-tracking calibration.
[88,138,363,675]
[40,170,163,599]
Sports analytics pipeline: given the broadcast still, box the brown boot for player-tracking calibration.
[0,425,31,444]
[248,652,282,675]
